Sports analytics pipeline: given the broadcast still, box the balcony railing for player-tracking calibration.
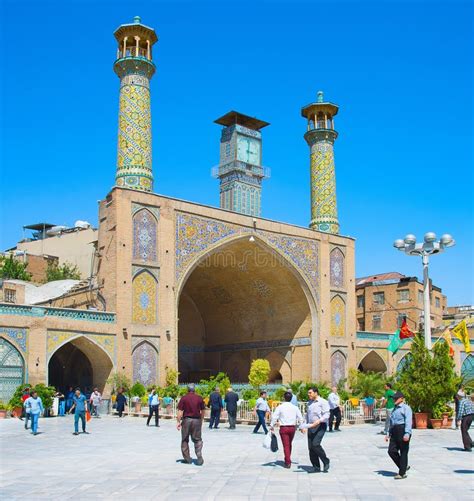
[0,303,116,323]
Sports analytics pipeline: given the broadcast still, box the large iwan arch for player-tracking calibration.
[176,235,319,383]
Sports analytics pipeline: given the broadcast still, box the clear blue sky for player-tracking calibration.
[1,0,472,304]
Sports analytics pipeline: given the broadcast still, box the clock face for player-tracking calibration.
[237,136,260,165]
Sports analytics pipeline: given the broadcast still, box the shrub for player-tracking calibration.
[0,255,31,281]
[241,388,259,401]
[248,359,270,389]
[131,382,146,397]
[32,384,56,410]
[46,261,81,281]
[348,369,385,398]
[197,372,231,398]
[107,372,131,394]
[165,367,179,386]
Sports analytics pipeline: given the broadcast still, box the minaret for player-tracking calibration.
[113,17,158,192]
[301,91,340,234]
[213,111,270,216]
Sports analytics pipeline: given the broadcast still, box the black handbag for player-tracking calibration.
[270,432,279,452]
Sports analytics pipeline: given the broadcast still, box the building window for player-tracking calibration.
[435,297,440,308]
[397,313,407,328]
[372,314,381,330]
[397,289,409,302]
[4,289,16,303]
[357,318,365,331]
[357,295,365,308]
[418,290,423,304]
[373,292,385,305]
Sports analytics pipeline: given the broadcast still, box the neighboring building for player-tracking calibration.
[1,252,58,283]
[444,305,474,327]
[356,272,447,333]
[0,17,357,402]
[15,223,97,279]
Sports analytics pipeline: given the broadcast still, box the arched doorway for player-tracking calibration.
[358,350,387,373]
[0,338,25,402]
[48,336,113,393]
[461,355,474,382]
[177,237,315,383]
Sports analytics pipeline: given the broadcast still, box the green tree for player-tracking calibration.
[0,255,31,281]
[107,372,131,394]
[165,367,179,386]
[46,261,81,282]
[248,359,270,389]
[397,334,461,413]
[197,372,231,398]
[130,381,146,397]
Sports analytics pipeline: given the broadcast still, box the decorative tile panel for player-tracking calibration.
[175,214,320,303]
[132,341,158,386]
[0,327,27,353]
[133,209,158,261]
[330,295,345,337]
[331,350,346,385]
[132,270,158,324]
[330,247,344,288]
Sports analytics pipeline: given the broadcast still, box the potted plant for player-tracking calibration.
[130,382,146,413]
[429,402,444,429]
[442,404,453,428]
[397,335,461,429]
[0,402,8,418]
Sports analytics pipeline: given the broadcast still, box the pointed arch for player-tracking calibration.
[330,294,345,337]
[330,247,345,288]
[461,354,474,381]
[331,350,346,385]
[358,350,387,373]
[133,208,158,262]
[132,269,157,324]
[132,341,158,386]
[0,337,25,402]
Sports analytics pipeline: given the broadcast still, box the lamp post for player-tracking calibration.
[393,232,455,350]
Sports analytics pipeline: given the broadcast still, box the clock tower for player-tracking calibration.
[213,111,270,217]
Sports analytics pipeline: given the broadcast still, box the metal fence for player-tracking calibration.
[114,397,384,426]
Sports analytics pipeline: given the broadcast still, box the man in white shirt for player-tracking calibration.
[270,392,303,468]
[253,391,270,434]
[328,386,342,432]
[300,386,331,473]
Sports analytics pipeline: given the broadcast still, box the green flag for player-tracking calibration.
[387,329,404,355]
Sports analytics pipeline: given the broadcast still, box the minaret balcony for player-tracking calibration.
[212,162,271,179]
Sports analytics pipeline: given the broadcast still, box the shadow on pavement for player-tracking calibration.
[454,470,474,474]
[295,465,315,473]
[262,460,286,468]
[445,447,467,452]
[374,470,397,477]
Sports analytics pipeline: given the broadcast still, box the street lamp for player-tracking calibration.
[393,232,455,350]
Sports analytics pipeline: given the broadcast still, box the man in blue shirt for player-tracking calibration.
[69,388,89,435]
[24,390,44,435]
[385,391,412,479]
[146,389,160,427]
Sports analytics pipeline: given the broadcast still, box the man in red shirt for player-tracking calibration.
[21,387,31,429]
[177,384,205,465]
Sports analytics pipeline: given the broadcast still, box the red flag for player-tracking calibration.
[399,318,415,340]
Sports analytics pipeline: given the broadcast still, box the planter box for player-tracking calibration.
[0,410,7,419]
[430,418,443,429]
[414,412,429,429]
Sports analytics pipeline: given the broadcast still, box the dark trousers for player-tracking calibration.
[117,407,124,417]
[209,408,221,428]
[388,424,410,475]
[307,423,329,469]
[181,417,203,460]
[147,405,159,426]
[279,425,296,466]
[24,412,30,429]
[253,410,268,434]
[461,414,473,451]
[329,407,341,431]
[228,410,237,429]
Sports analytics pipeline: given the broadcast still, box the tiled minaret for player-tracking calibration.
[301,91,340,234]
[113,17,158,192]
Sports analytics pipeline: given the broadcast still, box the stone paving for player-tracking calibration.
[0,415,473,500]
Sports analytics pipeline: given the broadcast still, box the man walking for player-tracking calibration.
[147,389,160,427]
[301,387,330,473]
[288,388,298,406]
[253,391,270,435]
[177,384,205,465]
[224,387,239,429]
[386,391,412,479]
[69,388,89,435]
[379,383,396,435]
[208,386,223,429]
[456,392,473,451]
[90,388,102,418]
[328,386,342,432]
[21,387,31,429]
[270,391,303,468]
[24,390,44,435]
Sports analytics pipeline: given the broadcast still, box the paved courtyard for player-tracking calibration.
[0,415,472,500]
